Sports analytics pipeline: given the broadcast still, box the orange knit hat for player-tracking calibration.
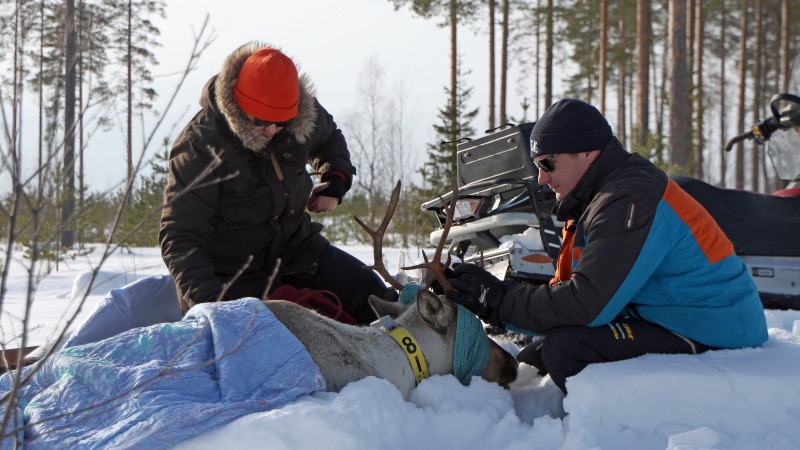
[233,48,299,122]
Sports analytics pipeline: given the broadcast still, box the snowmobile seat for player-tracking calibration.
[672,176,800,257]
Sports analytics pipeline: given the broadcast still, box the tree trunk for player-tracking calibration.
[38,0,44,191]
[617,18,626,145]
[11,0,21,181]
[750,0,762,192]
[687,0,695,84]
[735,0,748,190]
[657,41,667,154]
[545,0,553,108]
[450,0,458,142]
[61,0,77,249]
[79,0,85,244]
[781,0,791,92]
[488,0,495,130]
[127,0,134,195]
[500,0,509,124]
[636,0,651,149]
[599,0,608,115]
[668,0,690,171]
[694,0,705,180]
[719,0,727,188]
[535,0,541,118]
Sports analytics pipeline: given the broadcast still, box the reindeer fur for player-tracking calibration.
[266,290,518,399]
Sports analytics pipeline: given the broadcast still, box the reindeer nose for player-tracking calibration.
[498,351,519,388]
[484,341,519,388]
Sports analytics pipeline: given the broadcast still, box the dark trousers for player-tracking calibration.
[516,318,713,393]
[281,245,392,324]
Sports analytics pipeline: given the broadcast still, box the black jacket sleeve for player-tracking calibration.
[306,100,355,195]
[159,141,225,307]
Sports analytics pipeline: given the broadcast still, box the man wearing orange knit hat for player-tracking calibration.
[160,42,392,324]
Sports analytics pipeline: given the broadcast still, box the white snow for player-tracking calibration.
[2,246,799,449]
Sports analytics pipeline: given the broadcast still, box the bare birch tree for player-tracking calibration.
[338,57,418,244]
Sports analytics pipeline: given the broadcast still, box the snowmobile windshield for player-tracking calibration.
[767,54,800,182]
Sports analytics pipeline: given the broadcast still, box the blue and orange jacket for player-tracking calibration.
[499,138,768,349]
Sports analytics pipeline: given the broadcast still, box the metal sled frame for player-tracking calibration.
[422,123,561,284]
[423,178,560,283]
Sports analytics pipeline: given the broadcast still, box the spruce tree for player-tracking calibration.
[118,145,169,247]
[421,61,479,195]
[407,60,478,248]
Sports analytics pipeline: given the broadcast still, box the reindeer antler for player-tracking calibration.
[402,171,459,293]
[354,181,405,291]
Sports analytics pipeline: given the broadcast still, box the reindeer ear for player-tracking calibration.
[416,290,455,335]
[368,295,409,318]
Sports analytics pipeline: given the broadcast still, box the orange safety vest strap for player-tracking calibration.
[550,220,576,286]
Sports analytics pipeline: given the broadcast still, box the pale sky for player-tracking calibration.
[77,0,540,191]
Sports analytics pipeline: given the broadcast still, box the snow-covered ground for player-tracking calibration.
[2,246,800,449]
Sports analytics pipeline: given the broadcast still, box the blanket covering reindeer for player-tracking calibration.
[0,298,325,449]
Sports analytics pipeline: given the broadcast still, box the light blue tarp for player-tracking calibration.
[1,298,325,449]
[64,274,183,348]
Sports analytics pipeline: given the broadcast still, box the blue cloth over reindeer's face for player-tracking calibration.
[398,283,490,385]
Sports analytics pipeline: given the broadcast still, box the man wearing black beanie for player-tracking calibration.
[447,98,767,394]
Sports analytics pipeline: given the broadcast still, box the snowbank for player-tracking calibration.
[3,246,799,449]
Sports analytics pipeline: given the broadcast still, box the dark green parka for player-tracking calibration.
[159,42,355,311]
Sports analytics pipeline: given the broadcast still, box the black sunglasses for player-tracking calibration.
[533,153,560,173]
[252,117,295,128]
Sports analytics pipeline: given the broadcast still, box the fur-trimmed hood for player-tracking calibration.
[215,41,318,151]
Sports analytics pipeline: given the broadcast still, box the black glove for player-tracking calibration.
[445,264,505,325]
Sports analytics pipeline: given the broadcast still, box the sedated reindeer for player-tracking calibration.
[266,180,518,398]
[11,182,517,399]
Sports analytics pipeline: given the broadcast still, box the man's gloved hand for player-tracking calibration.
[445,264,505,325]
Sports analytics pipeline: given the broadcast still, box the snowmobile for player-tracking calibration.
[422,57,800,311]
[674,55,800,310]
[420,122,558,286]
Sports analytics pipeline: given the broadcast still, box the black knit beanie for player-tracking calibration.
[530,98,613,157]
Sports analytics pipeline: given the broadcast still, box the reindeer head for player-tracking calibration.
[358,177,517,389]
[369,291,518,389]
